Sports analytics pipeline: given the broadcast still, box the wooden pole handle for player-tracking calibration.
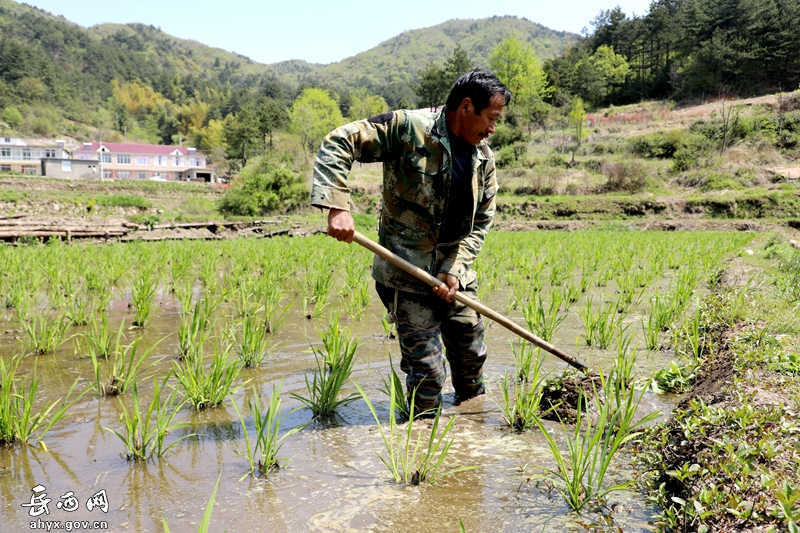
[351,231,589,373]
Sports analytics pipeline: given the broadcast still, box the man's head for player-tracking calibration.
[445,71,512,146]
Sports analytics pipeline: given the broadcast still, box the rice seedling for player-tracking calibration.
[615,271,646,313]
[173,344,243,410]
[84,313,126,358]
[89,335,164,396]
[6,279,33,319]
[548,258,572,286]
[65,293,93,326]
[230,279,258,318]
[492,353,546,431]
[292,316,359,417]
[178,298,214,361]
[355,380,476,484]
[511,340,538,383]
[260,278,292,333]
[640,294,677,350]
[104,377,192,461]
[131,269,158,328]
[342,278,372,321]
[522,292,566,343]
[199,253,220,293]
[163,471,220,533]
[20,311,71,355]
[232,382,305,480]
[229,312,276,368]
[308,266,335,318]
[380,314,397,339]
[0,355,86,449]
[531,369,659,511]
[378,357,410,419]
[558,281,581,307]
[680,303,703,361]
[174,277,195,314]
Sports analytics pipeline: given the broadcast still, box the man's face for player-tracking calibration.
[460,93,505,146]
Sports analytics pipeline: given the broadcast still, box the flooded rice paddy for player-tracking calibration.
[0,230,756,532]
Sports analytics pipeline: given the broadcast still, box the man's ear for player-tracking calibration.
[458,97,473,115]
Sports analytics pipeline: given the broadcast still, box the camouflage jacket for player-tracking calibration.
[310,107,498,294]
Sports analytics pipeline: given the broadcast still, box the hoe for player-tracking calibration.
[352,231,589,373]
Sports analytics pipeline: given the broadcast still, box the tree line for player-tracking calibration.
[547,0,800,106]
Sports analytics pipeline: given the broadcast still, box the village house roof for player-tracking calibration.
[76,142,194,155]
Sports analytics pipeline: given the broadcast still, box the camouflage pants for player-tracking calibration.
[376,281,487,411]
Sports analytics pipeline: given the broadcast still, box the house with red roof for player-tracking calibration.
[44,142,216,182]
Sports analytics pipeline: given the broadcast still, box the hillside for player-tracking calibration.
[266,16,577,92]
[0,0,577,116]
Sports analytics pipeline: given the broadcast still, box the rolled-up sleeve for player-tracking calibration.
[310,112,403,211]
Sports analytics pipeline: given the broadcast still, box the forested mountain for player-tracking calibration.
[548,0,800,106]
[0,0,576,133]
[269,17,576,102]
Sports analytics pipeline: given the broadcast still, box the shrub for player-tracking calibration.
[601,160,649,193]
[218,155,308,216]
[490,123,524,149]
[630,129,708,160]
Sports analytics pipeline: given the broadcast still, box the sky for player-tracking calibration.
[22,0,655,65]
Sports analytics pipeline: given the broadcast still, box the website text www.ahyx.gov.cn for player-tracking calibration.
[29,519,109,531]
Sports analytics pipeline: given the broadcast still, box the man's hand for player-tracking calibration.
[327,208,354,243]
[433,273,459,302]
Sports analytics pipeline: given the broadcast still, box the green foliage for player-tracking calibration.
[2,106,22,127]
[218,155,307,216]
[489,33,551,125]
[573,45,629,106]
[347,87,388,121]
[580,2,800,102]
[289,87,344,157]
[568,97,588,147]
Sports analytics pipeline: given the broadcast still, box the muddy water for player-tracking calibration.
[1,281,672,532]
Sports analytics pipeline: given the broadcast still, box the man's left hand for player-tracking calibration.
[433,273,459,302]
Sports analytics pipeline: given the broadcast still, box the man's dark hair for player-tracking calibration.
[445,70,512,114]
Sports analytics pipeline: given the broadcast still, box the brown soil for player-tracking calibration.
[676,347,737,410]
[539,371,602,422]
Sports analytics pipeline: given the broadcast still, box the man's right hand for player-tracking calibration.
[327,208,355,243]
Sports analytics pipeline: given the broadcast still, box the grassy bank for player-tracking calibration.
[637,232,800,532]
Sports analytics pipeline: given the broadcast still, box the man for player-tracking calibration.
[311,70,511,413]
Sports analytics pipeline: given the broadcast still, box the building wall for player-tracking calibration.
[42,159,100,179]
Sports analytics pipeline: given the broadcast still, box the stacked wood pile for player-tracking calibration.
[0,215,319,243]
[0,214,132,242]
